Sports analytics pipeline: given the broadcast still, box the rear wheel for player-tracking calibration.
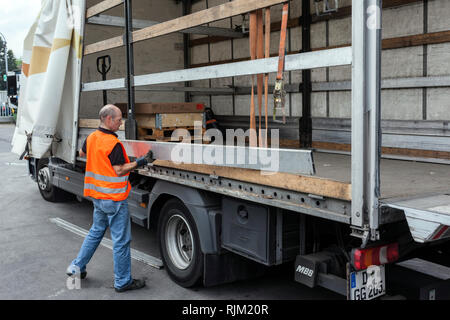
[37,158,73,202]
[158,198,204,287]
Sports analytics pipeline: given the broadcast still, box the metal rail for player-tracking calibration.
[120,139,315,176]
[351,0,382,237]
[82,47,352,92]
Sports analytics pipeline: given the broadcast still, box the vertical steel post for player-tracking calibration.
[183,0,192,102]
[351,0,382,237]
[124,0,137,140]
[299,0,312,148]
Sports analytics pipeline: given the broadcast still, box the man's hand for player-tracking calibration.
[113,150,154,176]
[136,150,154,168]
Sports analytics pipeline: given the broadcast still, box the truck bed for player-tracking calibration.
[150,152,450,202]
[313,152,450,200]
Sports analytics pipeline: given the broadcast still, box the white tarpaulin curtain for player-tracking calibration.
[11,0,85,163]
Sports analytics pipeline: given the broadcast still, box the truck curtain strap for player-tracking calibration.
[19,131,33,160]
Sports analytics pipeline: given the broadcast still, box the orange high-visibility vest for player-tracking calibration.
[83,130,131,201]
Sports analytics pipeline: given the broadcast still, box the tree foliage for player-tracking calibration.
[0,38,19,91]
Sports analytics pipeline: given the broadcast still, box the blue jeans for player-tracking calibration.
[71,199,132,289]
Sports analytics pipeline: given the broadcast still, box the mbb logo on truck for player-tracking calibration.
[294,256,318,288]
[296,265,314,277]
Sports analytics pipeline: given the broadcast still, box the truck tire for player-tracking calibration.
[37,158,73,202]
[158,198,204,288]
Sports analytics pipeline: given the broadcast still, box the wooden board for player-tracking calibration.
[84,35,124,56]
[79,118,125,131]
[189,0,422,47]
[151,160,352,201]
[190,28,450,68]
[312,141,450,161]
[266,139,450,161]
[84,0,287,55]
[116,103,205,115]
[135,113,204,129]
[86,0,123,19]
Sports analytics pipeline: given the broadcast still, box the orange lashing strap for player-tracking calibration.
[257,9,264,147]
[264,8,271,148]
[251,8,272,147]
[273,2,289,124]
[249,11,258,147]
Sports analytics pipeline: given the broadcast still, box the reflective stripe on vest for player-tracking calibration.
[83,130,131,201]
[85,171,128,183]
[84,183,129,195]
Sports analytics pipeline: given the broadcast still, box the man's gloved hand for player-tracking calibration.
[136,150,154,168]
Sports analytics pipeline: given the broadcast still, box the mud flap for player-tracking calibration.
[203,251,267,287]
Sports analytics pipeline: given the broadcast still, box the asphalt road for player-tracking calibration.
[0,123,342,300]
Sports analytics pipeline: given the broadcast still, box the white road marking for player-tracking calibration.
[5,162,27,166]
[50,217,163,269]
[48,288,66,298]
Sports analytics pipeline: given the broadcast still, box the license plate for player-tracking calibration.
[350,265,386,300]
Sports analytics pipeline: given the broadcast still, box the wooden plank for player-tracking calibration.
[84,0,287,55]
[161,113,203,128]
[189,29,450,68]
[84,35,123,56]
[86,0,123,19]
[79,118,125,131]
[382,30,450,50]
[133,0,286,43]
[267,139,450,160]
[189,0,421,47]
[135,114,157,129]
[312,141,450,160]
[152,160,352,201]
[135,113,203,129]
[116,103,205,115]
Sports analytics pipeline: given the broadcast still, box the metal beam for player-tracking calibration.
[83,74,450,95]
[124,0,137,140]
[300,0,312,148]
[87,15,244,38]
[133,47,352,86]
[183,0,192,102]
[120,140,316,176]
[82,47,352,92]
[351,0,382,234]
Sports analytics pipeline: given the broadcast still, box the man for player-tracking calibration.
[66,104,153,292]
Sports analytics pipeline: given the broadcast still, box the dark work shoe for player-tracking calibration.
[115,279,146,293]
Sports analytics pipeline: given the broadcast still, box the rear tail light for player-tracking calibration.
[352,243,399,271]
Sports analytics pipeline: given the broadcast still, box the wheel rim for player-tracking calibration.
[165,214,194,270]
[38,166,51,192]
